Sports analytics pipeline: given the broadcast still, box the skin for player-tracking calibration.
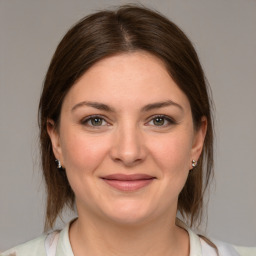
[48,52,207,256]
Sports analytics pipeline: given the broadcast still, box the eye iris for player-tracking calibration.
[153,117,165,126]
[91,118,102,126]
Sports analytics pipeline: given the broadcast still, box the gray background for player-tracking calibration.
[0,0,255,251]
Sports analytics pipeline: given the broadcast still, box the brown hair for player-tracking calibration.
[39,5,214,231]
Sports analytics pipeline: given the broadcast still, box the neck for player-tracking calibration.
[69,211,189,256]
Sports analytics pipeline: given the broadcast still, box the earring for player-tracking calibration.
[192,159,197,168]
[55,159,62,169]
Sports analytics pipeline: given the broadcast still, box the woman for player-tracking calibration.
[2,5,255,256]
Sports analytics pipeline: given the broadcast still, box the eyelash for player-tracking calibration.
[146,115,176,127]
[80,114,176,128]
[81,115,109,127]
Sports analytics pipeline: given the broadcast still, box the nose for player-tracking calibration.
[110,123,146,167]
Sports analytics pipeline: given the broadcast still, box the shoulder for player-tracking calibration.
[233,245,256,256]
[176,219,256,256]
[0,234,47,256]
[202,238,256,256]
[1,220,74,256]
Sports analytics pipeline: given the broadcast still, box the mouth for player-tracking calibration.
[101,174,156,192]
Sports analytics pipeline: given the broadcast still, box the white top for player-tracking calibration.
[1,220,256,256]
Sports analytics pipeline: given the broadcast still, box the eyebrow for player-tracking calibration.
[71,101,115,112]
[141,100,184,112]
[71,100,183,112]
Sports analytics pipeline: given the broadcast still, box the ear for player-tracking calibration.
[47,119,63,164]
[190,116,207,163]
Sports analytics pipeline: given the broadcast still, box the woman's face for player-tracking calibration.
[48,52,206,225]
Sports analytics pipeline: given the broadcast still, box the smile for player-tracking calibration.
[101,174,156,192]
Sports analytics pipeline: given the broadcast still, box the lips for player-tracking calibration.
[101,174,155,192]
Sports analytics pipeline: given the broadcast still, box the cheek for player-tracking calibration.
[60,130,110,173]
[148,131,193,176]
[59,130,112,204]
[142,130,194,212]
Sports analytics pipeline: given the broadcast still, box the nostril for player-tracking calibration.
[109,130,146,166]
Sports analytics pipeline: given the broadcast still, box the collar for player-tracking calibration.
[55,219,203,256]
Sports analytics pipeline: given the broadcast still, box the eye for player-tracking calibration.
[81,115,108,127]
[146,115,175,127]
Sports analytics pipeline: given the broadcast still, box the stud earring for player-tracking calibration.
[192,159,197,168]
[55,159,62,169]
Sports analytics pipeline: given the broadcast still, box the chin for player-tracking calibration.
[106,212,152,226]
[99,199,158,226]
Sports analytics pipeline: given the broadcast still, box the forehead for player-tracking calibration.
[62,52,191,112]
